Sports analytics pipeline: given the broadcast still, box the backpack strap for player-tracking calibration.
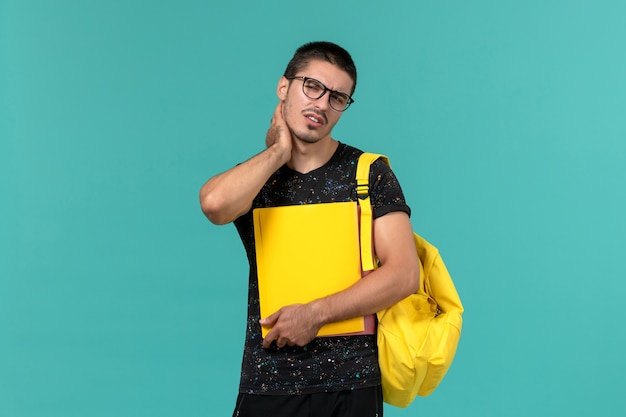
[356,152,390,272]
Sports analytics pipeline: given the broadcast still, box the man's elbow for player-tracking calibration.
[199,192,230,225]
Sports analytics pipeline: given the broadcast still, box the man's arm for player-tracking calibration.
[199,102,291,224]
[261,211,420,348]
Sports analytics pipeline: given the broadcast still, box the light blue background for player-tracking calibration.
[1,1,625,416]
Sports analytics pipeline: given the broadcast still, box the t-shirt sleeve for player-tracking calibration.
[369,158,411,219]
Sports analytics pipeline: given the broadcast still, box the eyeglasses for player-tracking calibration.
[286,76,355,111]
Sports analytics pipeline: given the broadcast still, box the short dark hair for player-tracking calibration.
[283,41,357,95]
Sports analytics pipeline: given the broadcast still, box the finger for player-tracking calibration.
[260,309,280,327]
[274,101,285,124]
[262,328,277,349]
[271,102,279,122]
[259,319,272,337]
[276,335,287,348]
[260,310,281,349]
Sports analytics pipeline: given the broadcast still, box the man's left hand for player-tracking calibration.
[260,303,323,349]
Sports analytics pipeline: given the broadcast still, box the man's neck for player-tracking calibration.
[287,138,339,174]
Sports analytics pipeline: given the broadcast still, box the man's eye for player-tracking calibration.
[304,82,324,93]
[331,93,348,106]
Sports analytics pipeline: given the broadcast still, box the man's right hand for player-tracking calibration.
[199,101,294,225]
[265,101,292,162]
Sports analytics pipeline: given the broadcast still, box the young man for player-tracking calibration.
[200,41,420,417]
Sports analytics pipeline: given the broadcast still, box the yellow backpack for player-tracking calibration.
[356,152,464,407]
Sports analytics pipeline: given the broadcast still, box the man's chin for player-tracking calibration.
[296,136,322,144]
[292,129,324,144]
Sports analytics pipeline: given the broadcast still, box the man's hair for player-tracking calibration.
[283,41,357,94]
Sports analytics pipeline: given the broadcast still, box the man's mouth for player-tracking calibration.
[304,110,326,126]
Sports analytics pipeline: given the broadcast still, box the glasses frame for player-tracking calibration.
[286,76,355,112]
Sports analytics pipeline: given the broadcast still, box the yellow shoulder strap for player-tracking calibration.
[356,152,389,271]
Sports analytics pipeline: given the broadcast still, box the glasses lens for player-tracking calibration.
[329,92,350,111]
[302,78,325,100]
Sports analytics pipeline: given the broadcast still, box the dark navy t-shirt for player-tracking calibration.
[233,142,410,395]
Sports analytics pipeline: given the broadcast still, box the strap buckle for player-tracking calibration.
[356,181,369,199]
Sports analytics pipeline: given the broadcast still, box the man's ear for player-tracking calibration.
[276,76,289,100]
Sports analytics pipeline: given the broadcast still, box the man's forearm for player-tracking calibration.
[199,144,289,224]
[309,212,420,327]
[309,262,419,327]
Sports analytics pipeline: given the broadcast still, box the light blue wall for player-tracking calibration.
[2,1,625,416]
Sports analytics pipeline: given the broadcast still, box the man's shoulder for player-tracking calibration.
[333,142,364,165]
[337,143,392,174]
[336,141,363,155]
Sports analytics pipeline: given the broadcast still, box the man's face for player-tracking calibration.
[278,60,354,144]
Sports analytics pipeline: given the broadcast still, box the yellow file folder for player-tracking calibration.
[253,202,365,337]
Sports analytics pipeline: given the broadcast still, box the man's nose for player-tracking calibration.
[313,93,330,111]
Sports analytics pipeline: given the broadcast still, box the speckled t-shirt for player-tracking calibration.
[233,142,410,395]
